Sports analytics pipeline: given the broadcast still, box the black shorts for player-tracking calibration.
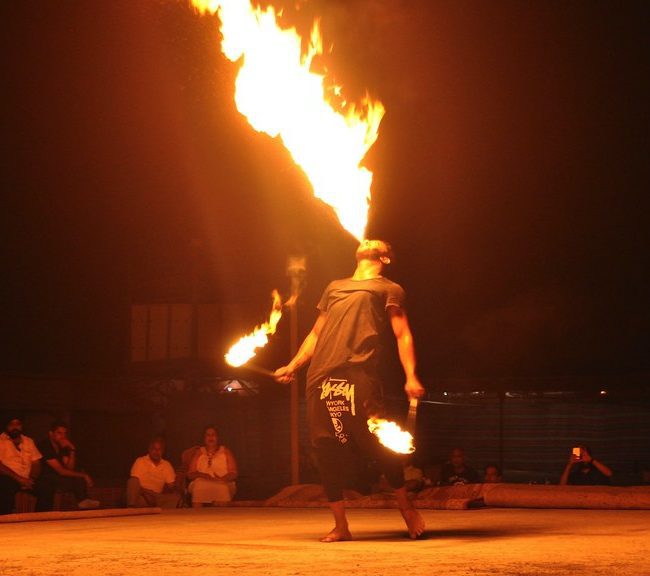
[306,367,406,499]
[307,366,386,449]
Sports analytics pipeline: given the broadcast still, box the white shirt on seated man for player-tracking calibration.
[127,438,177,508]
[0,417,42,515]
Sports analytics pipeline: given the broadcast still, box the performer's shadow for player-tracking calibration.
[349,531,433,542]
[351,527,535,542]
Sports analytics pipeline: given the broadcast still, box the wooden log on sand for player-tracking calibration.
[482,484,650,509]
[0,507,162,523]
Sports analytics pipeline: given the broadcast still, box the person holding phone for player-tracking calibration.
[560,444,613,485]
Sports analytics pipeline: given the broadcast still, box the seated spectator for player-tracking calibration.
[439,447,480,486]
[0,416,42,515]
[483,463,503,483]
[127,437,178,508]
[35,420,99,511]
[560,444,613,486]
[187,425,238,506]
[422,462,441,487]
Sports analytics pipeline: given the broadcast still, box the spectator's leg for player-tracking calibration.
[0,476,21,515]
[126,477,142,507]
[187,480,205,507]
[34,475,58,512]
[68,476,89,503]
[154,492,181,509]
[140,489,157,507]
[54,476,88,505]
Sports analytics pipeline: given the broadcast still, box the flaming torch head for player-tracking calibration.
[224,289,283,367]
[367,417,415,455]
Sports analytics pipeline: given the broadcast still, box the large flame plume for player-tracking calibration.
[225,289,283,367]
[190,0,384,240]
[367,417,415,455]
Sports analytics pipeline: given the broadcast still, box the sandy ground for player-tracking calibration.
[1,507,649,576]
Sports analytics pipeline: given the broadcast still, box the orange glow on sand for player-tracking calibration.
[190,0,384,240]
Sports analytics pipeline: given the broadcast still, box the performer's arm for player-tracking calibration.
[388,306,425,400]
[274,311,327,383]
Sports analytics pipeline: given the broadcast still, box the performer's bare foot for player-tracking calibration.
[319,527,352,543]
[400,507,425,539]
[322,500,352,542]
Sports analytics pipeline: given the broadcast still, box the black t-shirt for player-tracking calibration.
[36,438,68,477]
[568,463,611,486]
[439,464,480,486]
[306,276,405,392]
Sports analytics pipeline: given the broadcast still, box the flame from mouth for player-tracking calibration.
[190,0,385,240]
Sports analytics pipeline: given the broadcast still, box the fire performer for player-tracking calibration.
[275,239,426,541]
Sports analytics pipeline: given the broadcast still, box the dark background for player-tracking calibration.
[1,1,648,383]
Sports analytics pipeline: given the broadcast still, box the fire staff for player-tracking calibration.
[275,239,426,542]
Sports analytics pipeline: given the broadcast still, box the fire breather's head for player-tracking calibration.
[356,239,393,265]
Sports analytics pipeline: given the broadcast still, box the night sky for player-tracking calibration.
[2,1,648,383]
